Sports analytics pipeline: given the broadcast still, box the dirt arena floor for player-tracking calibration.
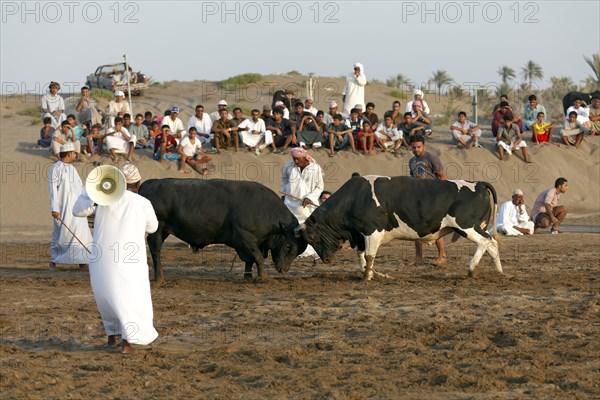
[1,233,599,399]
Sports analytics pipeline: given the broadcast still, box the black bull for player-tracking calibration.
[139,179,307,281]
[296,176,502,280]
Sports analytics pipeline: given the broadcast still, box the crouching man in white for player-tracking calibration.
[495,189,534,236]
[73,164,159,354]
[104,116,136,161]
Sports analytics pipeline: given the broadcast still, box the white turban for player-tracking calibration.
[414,89,424,98]
[353,63,365,75]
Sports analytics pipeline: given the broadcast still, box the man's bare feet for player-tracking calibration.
[431,257,447,267]
[409,258,423,266]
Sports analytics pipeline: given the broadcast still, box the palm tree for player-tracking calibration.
[386,73,410,89]
[497,66,516,84]
[583,53,600,86]
[428,70,453,93]
[521,60,543,87]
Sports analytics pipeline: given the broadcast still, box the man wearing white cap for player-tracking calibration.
[73,164,159,354]
[496,189,535,235]
[47,142,92,270]
[406,90,430,114]
[106,91,131,128]
[342,63,367,116]
[304,98,318,116]
[210,100,233,123]
[323,101,340,125]
[162,106,186,142]
[274,100,290,120]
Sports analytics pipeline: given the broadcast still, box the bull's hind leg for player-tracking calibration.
[356,251,367,273]
[362,232,384,281]
[147,222,169,283]
[460,227,503,277]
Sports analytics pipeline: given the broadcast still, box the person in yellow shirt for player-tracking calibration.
[530,112,556,144]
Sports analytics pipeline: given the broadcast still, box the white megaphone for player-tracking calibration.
[85,165,126,206]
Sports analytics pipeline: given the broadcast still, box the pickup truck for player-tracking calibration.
[86,63,149,96]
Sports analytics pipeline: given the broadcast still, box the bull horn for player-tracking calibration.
[294,223,306,237]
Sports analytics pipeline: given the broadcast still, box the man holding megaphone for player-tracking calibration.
[74,164,159,354]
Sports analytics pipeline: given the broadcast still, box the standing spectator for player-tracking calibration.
[342,63,367,115]
[450,111,482,148]
[73,164,159,354]
[405,90,430,114]
[362,102,379,130]
[130,114,150,148]
[496,115,531,163]
[530,112,556,144]
[211,109,239,153]
[47,142,92,270]
[41,81,66,128]
[531,178,569,234]
[495,189,535,236]
[38,117,54,148]
[187,104,213,145]
[409,134,447,266]
[177,127,213,175]
[105,91,130,128]
[523,94,547,131]
[74,86,103,126]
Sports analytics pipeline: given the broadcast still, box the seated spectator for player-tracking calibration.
[355,120,376,155]
[304,97,318,116]
[85,124,105,156]
[323,101,340,125]
[345,108,363,136]
[153,125,179,162]
[105,91,130,128]
[122,113,132,130]
[38,117,54,148]
[450,111,482,149]
[495,189,534,236]
[232,108,245,128]
[376,115,404,153]
[148,121,162,142]
[177,127,213,175]
[589,96,600,135]
[211,109,239,153]
[410,101,432,135]
[104,116,136,161]
[326,114,356,157]
[187,104,213,145]
[296,112,325,150]
[289,102,308,129]
[565,97,591,128]
[260,105,272,121]
[66,114,85,157]
[210,100,233,123]
[142,111,154,128]
[496,115,530,163]
[405,90,430,114]
[265,108,293,154]
[492,94,509,113]
[238,109,267,154]
[41,82,66,128]
[362,102,379,130]
[530,112,556,144]
[272,89,295,110]
[51,121,76,159]
[492,101,523,137]
[74,86,103,126]
[130,113,150,148]
[274,101,290,119]
[386,100,403,126]
[523,94,547,131]
[162,106,186,142]
[398,112,424,143]
[560,111,591,148]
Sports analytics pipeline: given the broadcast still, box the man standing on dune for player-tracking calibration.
[342,63,367,116]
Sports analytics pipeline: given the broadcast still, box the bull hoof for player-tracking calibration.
[153,277,166,287]
[467,270,477,278]
[243,273,253,281]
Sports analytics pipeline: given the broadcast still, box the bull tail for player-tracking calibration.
[481,182,500,245]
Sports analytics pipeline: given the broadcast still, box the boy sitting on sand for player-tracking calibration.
[530,112,556,144]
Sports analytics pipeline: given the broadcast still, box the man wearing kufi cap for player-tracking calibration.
[74,163,159,354]
[342,62,367,116]
[210,100,233,123]
[47,142,92,270]
[106,90,131,128]
[495,189,535,236]
[161,106,186,142]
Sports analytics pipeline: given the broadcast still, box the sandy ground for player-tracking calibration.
[1,233,599,399]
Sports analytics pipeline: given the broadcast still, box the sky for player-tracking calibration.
[1,0,599,95]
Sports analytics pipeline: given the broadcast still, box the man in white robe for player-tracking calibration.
[48,142,92,270]
[104,117,136,161]
[342,63,367,116]
[73,164,159,354]
[281,148,324,258]
[187,104,213,145]
[238,109,266,151]
[495,189,535,236]
[41,82,67,128]
[105,91,131,128]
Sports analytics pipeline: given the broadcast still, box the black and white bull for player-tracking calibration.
[139,179,307,281]
[296,176,502,280]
